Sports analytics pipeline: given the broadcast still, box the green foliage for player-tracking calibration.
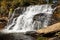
[49,0,53,4]
[37,37,48,40]
[0,0,54,17]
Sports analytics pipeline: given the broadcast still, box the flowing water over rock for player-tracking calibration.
[1,4,55,33]
[0,4,57,40]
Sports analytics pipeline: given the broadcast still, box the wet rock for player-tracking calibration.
[0,33,36,40]
[10,7,26,18]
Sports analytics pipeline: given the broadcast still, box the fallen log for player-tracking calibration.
[36,22,60,34]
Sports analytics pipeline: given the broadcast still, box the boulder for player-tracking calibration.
[36,22,60,34]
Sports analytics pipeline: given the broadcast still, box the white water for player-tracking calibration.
[1,4,55,33]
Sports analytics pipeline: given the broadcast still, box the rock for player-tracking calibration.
[0,33,36,40]
[36,22,60,34]
[0,17,8,29]
[48,37,60,40]
[13,7,26,18]
[53,5,60,22]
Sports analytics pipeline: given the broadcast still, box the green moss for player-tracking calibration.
[37,37,48,40]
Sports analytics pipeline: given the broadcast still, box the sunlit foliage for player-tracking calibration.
[0,0,58,17]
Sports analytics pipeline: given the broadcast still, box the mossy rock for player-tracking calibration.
[37,37,48,40]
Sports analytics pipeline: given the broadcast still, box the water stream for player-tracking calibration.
[1,4,56,33]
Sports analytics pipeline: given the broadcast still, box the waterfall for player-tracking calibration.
[1,4,55,33]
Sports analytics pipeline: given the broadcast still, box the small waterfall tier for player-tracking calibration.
[1,4,55,33]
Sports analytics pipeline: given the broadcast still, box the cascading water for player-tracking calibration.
[1,4,55,33]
